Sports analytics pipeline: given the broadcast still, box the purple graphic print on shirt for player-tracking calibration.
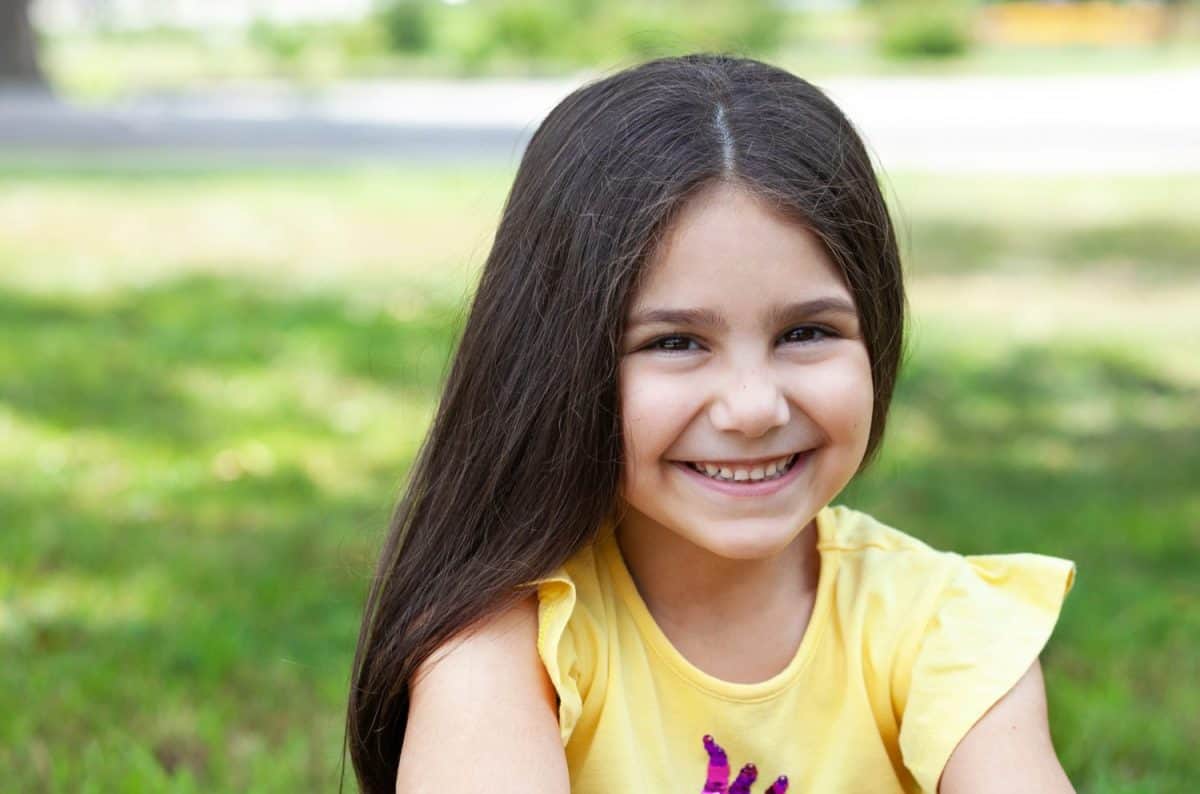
[701,734,789,794]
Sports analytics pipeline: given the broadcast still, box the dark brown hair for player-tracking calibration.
[345,52,907,792]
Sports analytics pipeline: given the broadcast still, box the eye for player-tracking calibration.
[646,334,701,353]
[782,325,837,345]
[643,326,838,353]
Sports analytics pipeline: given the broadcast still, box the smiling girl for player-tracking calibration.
[346,54,1078,794]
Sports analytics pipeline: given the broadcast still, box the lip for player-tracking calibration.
[673,450,813,498]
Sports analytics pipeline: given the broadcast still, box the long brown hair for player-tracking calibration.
[345,52,907,792]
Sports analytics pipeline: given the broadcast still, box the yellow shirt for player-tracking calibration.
[528,503,1077,793]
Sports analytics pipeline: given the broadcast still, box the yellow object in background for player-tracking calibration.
[978,1,1170,45]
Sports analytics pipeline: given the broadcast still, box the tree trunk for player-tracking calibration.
[0,0,45,87]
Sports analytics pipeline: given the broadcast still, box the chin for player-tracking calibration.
[686,518,801,561]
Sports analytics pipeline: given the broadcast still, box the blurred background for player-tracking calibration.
[1,0,1198,791]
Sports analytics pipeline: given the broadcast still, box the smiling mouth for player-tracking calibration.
[678,452,803,483]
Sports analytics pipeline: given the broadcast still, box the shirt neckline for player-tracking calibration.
[597,504,839,702]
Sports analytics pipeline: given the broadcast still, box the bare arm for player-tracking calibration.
[396,593,570,794]
[937,658,1075,794]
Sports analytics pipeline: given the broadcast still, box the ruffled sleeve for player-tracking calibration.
[530,569,585,748]
[895,551,1077,792]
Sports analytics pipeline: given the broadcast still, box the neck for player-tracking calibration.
[613,512,821,643]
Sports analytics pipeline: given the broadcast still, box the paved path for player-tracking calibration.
[2,69,1198,172]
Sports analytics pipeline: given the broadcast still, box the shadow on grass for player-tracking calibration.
[0,273,467,787]
[0,273,467,449]
[1,273,1197,791]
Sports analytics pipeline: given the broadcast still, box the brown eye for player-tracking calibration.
[783,325,836,344]
[648,335,700,353]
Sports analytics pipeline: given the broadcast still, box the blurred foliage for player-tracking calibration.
[0,164,1198,790]
[372,0,788,73]
[243,17,397,75]
[37,3,1200,98]
[247,18,310,63]
[866,0,977,59]
[377,0,434,54]
[40,0,791,91]
[479,1,571,61]
[335,18,391,62]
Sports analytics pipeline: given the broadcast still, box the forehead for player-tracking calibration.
[632,182,848,309]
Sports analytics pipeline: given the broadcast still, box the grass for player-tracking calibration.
[1,165,1197,792]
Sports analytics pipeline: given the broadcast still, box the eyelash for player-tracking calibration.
[645,325,838,353]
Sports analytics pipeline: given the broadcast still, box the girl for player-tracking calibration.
[346,53,1078,793]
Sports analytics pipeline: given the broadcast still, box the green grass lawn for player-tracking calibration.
[1,164,1196,792]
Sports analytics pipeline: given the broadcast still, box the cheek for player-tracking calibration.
[796,350,874,438]
[619,364,689,464]
[839,352,876,440]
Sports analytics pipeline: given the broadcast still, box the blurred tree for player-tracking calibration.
[866,0,975,60]
[0,0,45,86]
[248,18,310,63]
[461,0,787,71]
[379,0,434,53]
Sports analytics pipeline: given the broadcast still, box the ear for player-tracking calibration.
[937,657,1076,794]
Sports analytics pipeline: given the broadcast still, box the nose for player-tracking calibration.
[708,361,790,439]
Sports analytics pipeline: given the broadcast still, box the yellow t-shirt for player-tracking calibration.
[527,503,1077,793]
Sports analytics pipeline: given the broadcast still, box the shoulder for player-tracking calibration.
[823,504,1078,661]
[820,506,1077,737]
[410,592,553,709]
[844,515,1080,794]
[819,506,964,695]
[400,594,570,790]
[937,656,1076,793]
[522,540,610,747]
[821,503,945,556]
[820,505,962,612]
[822,504,1077,596]
[527,539,608,651]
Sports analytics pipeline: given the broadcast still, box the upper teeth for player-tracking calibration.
[687,454,797,482]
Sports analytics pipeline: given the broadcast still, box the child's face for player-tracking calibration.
[617,181,873,560]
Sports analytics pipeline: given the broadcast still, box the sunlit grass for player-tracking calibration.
[1,165,1197,792]
[0,164,514,299]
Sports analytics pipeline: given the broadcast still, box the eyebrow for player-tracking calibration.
[627,297,858,331]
